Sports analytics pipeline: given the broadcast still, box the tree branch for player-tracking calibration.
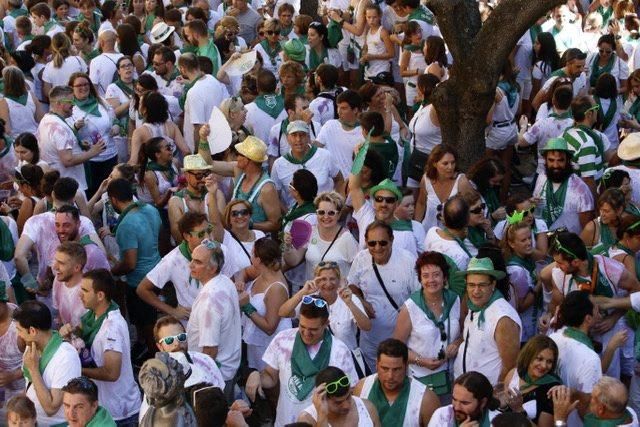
[426,0,481,62]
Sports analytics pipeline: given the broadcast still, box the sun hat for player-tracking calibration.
[369,178,402,201]
[618,133,640,161]
[182,154,213,171]
[539,137,573,154]
[234,136,268,163]
[150,22,176,44]
[287,120,309,134]
[454,257,506,280]
[168,352,210,387]
[283,38,306,62]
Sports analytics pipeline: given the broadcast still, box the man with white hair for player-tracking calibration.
[579,376,638,426]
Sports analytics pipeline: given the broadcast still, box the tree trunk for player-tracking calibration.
[425,0,568,168]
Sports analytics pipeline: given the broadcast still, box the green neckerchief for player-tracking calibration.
[179,73,203,110]
[279,118,290,137]
[409,288,457,329]
[282,201,315,228]
[8,8,27,18]
[309,46,328,71]
[290,329,333,401]
[369,135,399,179]
[85,406,116,426]
[281,25,293,37]
[584,410,633,427]
[144,13,156,32]
[259,39,282,67]
[80,301,119,349]
[82,49,100,64]
[162,69,180,85]
[442,227,473,258]
[595,95,616,131]
[403,41,424,52]
[78,10,101,34]
[389,218,413,231]
[629,97,640,122]
[467,226,487,249]
[529,24,542,45]
[455,410,491,427]
[551,68,568,78]
[23,332,63,383]
[74,96,101,117]
[175,188,206,201]
[43,20,57,34]
[570,254,614,297]
[197,39,221,76]
[507,255,537,285]
[284,144,317,166]
[549,109,572,119]
[497,80,518,109]
[254,93,284,119]
[338,119,360,130]
[178,240,191,261]
[408,5,435,25]
[542,177,569,227]
[368,377,412,425]
[522,372,561,387]
[597,5,614,27]
[0,215,15,261]
[77,235,97,247]
[590,54,615,87]
[599,219,616,248]
[114,79,134,97]
[147,161,176,183]
[575,124,605,162]
[113,201,145,233]
[467,289,503,327]
[564,326,593,349]
[484,187,501,218]
[4,93,27,105]
[623,159,640,168]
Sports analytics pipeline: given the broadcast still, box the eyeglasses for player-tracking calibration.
[187,170,211,180]
[318,261,338,268]
[230,208,250,218]
[302,295,328,308]
[469,203,487,214]
[119,63,134,69]
[374,195,397,204]
[552,238,579,260]
[367,240,389,247]
[316,209,337,217]
[325,375,349,394]
[585,104,600,114]
[599,48,613,54]
[73,82,90,88]
[158,332,187,345]
[190,224,213,238]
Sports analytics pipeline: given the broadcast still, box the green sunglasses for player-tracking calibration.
[325,375,350,395]
[190,224,213,238]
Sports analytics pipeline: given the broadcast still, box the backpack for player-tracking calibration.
[317,87,344,120]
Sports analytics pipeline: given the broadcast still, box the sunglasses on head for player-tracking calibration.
[158,332,187,345]
[552,238,579,260]
[318,261,338,268]
[469,203,487,214]
[325,375,350,394]
[374,195,397,204]
[231,208,250,218]
[302,295,328,308]
[585,104,600,114]
[367,240,389,248]
[316,209,337,217]
[190,224,213,238]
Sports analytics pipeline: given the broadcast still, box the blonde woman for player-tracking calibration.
[42,32,87,100]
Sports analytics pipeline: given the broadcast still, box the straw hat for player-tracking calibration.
[150,22,175,44]
[618,133,640,161]
[234,136,268,163]
[182,154,212,171]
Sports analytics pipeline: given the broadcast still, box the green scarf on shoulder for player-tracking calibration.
[594,96,617,132]
[467,289,503,327]
[254,94,284,119]
[408,5,435,25]
[197,39,221,76]
[4,93,27,105]
[179,74,203,110]
[282,201,316,228]
[289,329,333,401]
[147,161,176,183]
[564,326,593,349]
[74,96,101,117]
[467,226,487,249]
[389,219,413,231]
[522,372,561,387]
[284,144,317,165]
[259,39,282,68]
[309,47,328,71]
[115,79,134,97]
[368,376,412,425]
[409,288,457,329]
[23,332,64,383]
[542,177,569,227]
[570,254,614,297]
[590,54,615,87]
[80,301,119,349]
[85,406,116,426]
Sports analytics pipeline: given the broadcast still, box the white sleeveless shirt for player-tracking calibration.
[302,396,374,426]
[359,374,426,427]
[5,91,38,139]
[421,174,464,231]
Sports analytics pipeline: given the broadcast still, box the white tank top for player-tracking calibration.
[303,396,374,426]
[136,166,177,205]
[143,122,176,152]
[5,92,38,139]
[242,280,292,347]
[409,104,441,155]
[421,174,463,231]
[365,26,390,77]
[359,374,426,427]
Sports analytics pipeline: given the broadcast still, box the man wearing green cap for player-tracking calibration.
[349,172,423,255]
[533,137,595,234]
[453,257,521,386]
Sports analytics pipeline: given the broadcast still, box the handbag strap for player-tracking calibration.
[372,260,399,310]
[229,230,252,261]
[320,226,343,262]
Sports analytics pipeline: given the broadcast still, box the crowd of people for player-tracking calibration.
[1,0,640,425]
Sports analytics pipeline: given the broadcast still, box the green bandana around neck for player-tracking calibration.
[86,406,116,426]
[282,201,316,228]
[570,254,614,297]
[290,329,333,401]
[254,94,284,119]
[594,96,617,132]
[564,326,594,349]
[284,144,317,166]
[113,201,145,233]
[338,119,360,130]
[8,8,27,18]
[197,40,221,76]
[597,5,614,27]
[542,177,569,227]
[5,93,27,105]
[309,47,328,71]
[529,24,542,44]
[147,161,176,183]
[408,5,434,25]
[442,227,473,258]
[179,73,203,110]
[403,41,424,52]
[584,410,633,427]
[522,372,561,388]
[497,80,518,109]
[467,226,487,249]
[467,289,503,327]
[259,39,282,67]
[178,240,192,261]
[80,301,119,349]
[549,109,572,120]
[368,376,412,425]
[507,255,537,285]
[389,219,413,231]
[23,331,63,383]
[281,25,293,37]
[410,288,457,329]
[590,53,616,88]
[74,96,101,117]
[115,79,134,97]
[551,68,568,78]
[176,188,206,201]
[43,20,57,33]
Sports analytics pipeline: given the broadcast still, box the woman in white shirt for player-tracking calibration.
[105,56,135,163]
[42,32,87,100]
[0,66,42,139]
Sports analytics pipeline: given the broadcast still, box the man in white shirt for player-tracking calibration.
[37,86,105,191]
[61,269,141,424]
[14,301,81,425]
[244,69,287,143]
[177,53,229,152]
[308,64,342,126]
[88,31,123,97]
[146,45,183,99]
[186,239,241,402]
[583,377,638,426]
[533,47,588,109]
[52,241,87,328]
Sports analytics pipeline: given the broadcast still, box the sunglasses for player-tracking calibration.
[437,322,447,342]
[302,295,328,308]
[188,171,211,180]
[367,240,389,247]
[158,332,187,345]
[231,208,250,218]
[265,30,278,35]
[318,261,338,268]
[522,206,535,217]
[599,48,613,54]
[190,224,213,238]
[57,98,74,104]
[316,209,337,217]
[374,195,397,204]
[325,375,350,394]
[258,31,264,36]
[469,203,487,214]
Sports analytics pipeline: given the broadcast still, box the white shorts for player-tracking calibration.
[517,76,533,101]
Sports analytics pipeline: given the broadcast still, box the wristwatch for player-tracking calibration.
[554,421,567,427]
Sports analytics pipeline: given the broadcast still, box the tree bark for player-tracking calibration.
[425,0,567,168]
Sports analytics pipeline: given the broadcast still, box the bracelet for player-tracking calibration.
[198,140,209,150]
[241,303,257,316]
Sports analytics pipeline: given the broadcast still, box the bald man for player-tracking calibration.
[583,377,638,425]
[89,30,123,96]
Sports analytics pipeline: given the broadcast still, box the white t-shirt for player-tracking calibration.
[353,202,421,255]
[550,327,602,393]
[42,56,88,87]
[187,274,242,380]
[316,120,363,177]
[69,102,118,162]
[244,100,288,144]
[423,226,477,270]
[90,309,141,420]
[89,53,123,96]
[262,328,358,426]
[428,406,498,427]
[183,75,229,152]
[26,340,82,425]
[221,229,265,272]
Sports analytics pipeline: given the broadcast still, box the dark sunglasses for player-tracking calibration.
[367,240,389,248]
[469,203,487,214]
[265,30,278,35]
[158,332,187,345]
[231,208,250,218]
[374,195,397,204]
[316,209,337,217]
[318,261,338,268]
[522,206,535,217]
